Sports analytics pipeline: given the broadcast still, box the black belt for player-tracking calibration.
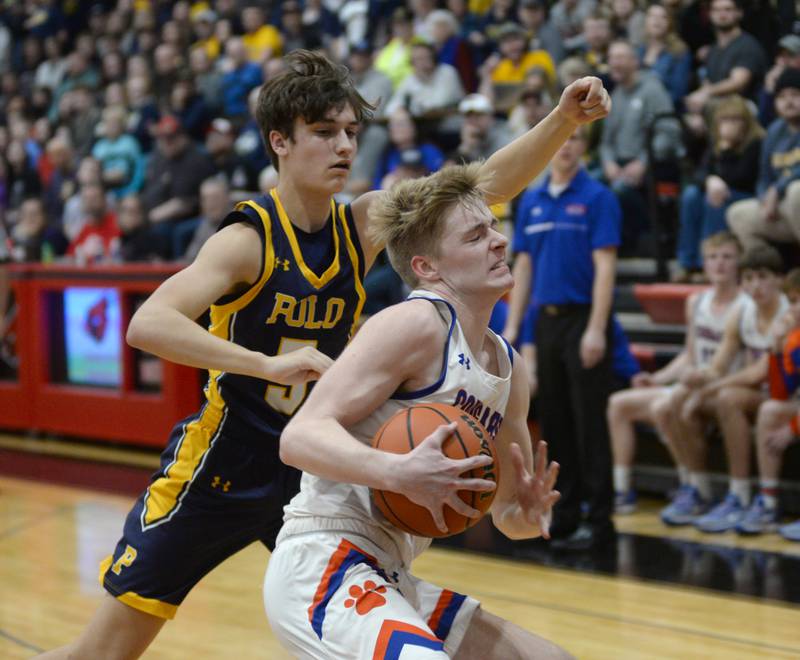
[541,303,590,317]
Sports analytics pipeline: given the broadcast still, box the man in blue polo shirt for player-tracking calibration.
[504,126,621,550]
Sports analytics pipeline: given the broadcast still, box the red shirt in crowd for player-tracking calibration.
[67,212,121,264]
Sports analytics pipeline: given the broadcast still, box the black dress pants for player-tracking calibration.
[535,305,614,534]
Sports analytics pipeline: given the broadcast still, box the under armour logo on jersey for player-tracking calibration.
[274,256,291,271]
[458,353,471,369]
[211,476,231,492]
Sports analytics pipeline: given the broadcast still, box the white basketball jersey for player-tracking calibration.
[279,290,514,567]
[691,290,748,368]
[739,294,789,363]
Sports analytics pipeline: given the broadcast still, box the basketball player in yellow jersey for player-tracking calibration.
[38,50,609,660]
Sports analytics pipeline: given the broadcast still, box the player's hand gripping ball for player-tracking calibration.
[371,403,499,537]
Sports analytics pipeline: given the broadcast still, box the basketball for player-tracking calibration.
[370,403,500,538]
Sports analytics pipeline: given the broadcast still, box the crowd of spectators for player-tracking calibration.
[0,0,797,342]
[0,0,795,272]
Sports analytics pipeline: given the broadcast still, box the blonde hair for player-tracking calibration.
[368,162,491,287]
[701,230,742,255]
[711,95,765,155]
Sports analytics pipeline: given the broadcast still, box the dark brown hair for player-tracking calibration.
[740,245,784,275]
[255,50,374,170]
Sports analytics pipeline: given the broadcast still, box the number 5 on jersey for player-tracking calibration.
[265,338,319,415]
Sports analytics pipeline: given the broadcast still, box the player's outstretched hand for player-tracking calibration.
[509,441,560,539]
[395,422,497,534]
[263,346,334,385]
[557,76,611,126]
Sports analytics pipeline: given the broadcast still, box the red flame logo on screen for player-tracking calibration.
[85,297,108,342]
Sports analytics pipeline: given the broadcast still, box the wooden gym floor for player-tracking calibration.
[1,434,799,659]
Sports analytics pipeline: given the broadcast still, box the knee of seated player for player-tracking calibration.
[607,390,634,421]
[757,399,796,430]
[649,392,674,424]
[713,386,743,412]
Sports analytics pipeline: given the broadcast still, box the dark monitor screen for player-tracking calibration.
[63,287,122,387]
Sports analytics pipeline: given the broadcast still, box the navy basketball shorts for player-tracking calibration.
[99,406,300,619]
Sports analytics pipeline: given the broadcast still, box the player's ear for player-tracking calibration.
[410,254,438,282]
[269,130,290,157]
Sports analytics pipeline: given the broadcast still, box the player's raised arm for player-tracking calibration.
[490,350,560,540]
[350,77,611,263]
[480,76,611,206]
[126,224,332,384]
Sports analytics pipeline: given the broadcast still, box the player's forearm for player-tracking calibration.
[492,503,542,540]
[705,361,767,394]
[707,71,750,98]
[653,351,689,385]
[480,108,578,205]
[126,305,268,378]
[280,417,397,489]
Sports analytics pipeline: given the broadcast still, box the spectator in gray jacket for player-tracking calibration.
[600,39,679,252]
[181,177,232,262]
[548,0,598,53]
[727,68,800,251]
[384,39,464,119]
[343,42,394,200]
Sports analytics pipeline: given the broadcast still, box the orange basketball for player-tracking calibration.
[370,403,500,538]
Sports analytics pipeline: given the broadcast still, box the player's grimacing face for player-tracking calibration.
[435,201,511,296]
[279,105,359,193]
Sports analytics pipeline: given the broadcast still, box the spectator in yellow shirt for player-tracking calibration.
[241,5,283,63]
[191,8,221,60]
[479,22,555,114]
[375,7,415,88]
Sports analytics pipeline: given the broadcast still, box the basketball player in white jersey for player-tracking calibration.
[264,164,571,659]
[607,231,746,517]
[674,245,788,533]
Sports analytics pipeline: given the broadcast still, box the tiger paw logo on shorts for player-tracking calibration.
[343,580,387,614]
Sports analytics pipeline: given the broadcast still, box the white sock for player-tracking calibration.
[677,465,689,485]
[730,478,751,506]
[614,465,631,493]
[760,478,779,510]
[690,472,713,500]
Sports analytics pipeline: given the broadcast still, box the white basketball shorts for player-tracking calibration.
[263,529,479,659]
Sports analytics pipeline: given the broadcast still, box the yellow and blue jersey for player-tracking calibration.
[98,190,367,618]
[206,189,366,436]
